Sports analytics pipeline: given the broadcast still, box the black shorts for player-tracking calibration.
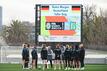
[55,55,60,60]
[74,56,80,61]
[61,54,65,60]
[22,56,26,60]
[22,56,29,61]
[42,56,47,60]
[70,57,73,61]
[32,56,38,60]
[64,56,71,60]
[25,57,29,61]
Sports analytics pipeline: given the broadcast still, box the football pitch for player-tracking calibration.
[0,64,107,71]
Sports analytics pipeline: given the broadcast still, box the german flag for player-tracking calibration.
[41,6,49,11]
[72,6,81,13]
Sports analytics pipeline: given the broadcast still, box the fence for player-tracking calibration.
[0,46,22,63]
[86,44,107,51]
[0,46,42,64]
[0,46,107,64]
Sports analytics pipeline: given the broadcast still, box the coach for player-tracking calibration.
[79,43,85,70]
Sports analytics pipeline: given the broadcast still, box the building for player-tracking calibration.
[0,6,2,30]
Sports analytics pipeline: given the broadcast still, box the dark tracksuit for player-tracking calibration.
[22,48,26,60]
[41,47,48,68]
[70,48,73,61]
[70,48,74,68]
[41,47,47,60]
[54,48,61,60]
[31,47,38,68]
[79,47,85,68]
[71,47,76,68]
[64,48,71,68]
[72,47,76,61]
[73,45,80,68]
[75,46,80,61]
[22,47,29,68]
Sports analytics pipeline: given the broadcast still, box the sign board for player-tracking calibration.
[36,4,82,42]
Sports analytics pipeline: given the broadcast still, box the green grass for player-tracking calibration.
[0,64,107,71]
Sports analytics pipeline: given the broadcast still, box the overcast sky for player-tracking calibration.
[0,0,107,25]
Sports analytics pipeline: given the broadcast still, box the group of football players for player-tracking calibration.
[22,43,85,70]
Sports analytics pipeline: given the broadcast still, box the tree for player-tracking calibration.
[2,20,31,45]
[83,5,97,44]
[83,5,107,46]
